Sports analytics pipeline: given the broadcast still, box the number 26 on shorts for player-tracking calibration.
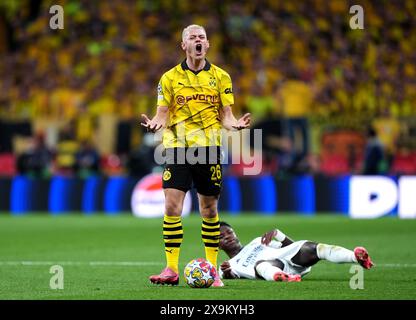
[210,165,222,181]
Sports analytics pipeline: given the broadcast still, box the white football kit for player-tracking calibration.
[220,237,312,279]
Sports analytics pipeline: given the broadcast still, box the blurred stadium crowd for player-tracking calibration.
[0,0,415,178]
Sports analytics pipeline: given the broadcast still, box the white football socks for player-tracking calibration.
[316,243,357,263]
[255,262,283,281]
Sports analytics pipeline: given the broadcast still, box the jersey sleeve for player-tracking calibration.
[156,73,172,107]
[219,72,234,107]
[267,240,283,249]
[253,237,281,249]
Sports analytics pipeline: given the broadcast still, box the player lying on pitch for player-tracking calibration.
[218,221,374,282]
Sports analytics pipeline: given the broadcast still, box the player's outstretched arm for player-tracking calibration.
[141,106,169,132]
[220,106,251,131]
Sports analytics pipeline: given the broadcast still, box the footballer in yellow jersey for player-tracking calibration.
[157,59,234,148]
[143,24,250,287]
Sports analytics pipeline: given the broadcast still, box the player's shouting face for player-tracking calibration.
[181,26,210,60]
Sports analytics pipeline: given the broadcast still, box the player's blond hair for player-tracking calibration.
[182,24,207,42]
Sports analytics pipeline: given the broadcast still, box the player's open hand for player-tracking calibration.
[220,261,231,271]
[232,113,251,130]
[261,230,277,246]
[220,261,237,279]
[141,114,164,132]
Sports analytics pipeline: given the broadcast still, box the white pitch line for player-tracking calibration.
[377,264,416,268]
[0,262,415,267]
[0,261,164,266]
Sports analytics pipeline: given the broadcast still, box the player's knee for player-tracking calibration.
[303,241,318,256]
[199,201,217,217]
[165,200,183,216]
[297,241,319,264]
[200,206,217,217]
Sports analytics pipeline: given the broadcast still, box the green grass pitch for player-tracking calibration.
[0,213,415,300]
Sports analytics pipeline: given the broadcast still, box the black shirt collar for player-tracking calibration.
[181,59,211,74]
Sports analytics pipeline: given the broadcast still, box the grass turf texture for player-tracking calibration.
[0,213,415,300]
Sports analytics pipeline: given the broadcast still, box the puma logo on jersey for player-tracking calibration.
[165,249,174,254]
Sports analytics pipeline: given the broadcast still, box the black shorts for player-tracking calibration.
[162,147,223,196]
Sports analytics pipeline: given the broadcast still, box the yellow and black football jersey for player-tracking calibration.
[157,59,234,148]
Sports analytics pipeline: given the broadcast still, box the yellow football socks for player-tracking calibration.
[201,214,220,269]
[163,215,183,273]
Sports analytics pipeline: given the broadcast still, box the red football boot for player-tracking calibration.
[354,247,374,270]
[273,271,301,282]
[149,267,179,286]
[212,276,224,287]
